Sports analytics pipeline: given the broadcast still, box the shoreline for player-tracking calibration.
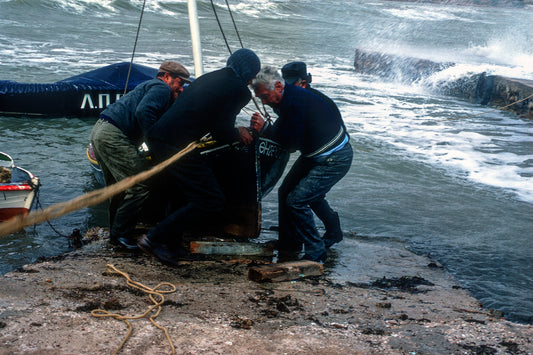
[0,231,532,354]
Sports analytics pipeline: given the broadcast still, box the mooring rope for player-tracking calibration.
[443,92,533,121]
[123,0,147,95]
[210,0,233,54]
[91,264,177,355]
[0,140,200,238]
[34,194,70,239]
[209,0,271,122]
[224,0,243,49]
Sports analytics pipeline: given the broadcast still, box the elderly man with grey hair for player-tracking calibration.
[250,66,352,263]
[281,61,349,255]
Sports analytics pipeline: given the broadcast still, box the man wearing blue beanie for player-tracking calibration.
[138,49,261,265]
[226,48,261,84]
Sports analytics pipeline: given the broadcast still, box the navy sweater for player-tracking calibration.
[100,78,172,145]
[265,84,346,157]
[147,68,250,151]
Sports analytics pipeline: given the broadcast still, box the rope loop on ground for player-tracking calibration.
[91,264,177,355]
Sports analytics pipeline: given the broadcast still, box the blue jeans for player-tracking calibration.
[278,142,353,261]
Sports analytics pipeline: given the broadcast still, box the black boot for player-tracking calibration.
[323,212,343,248]
[137,234,185,266]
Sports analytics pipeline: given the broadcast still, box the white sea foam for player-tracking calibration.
[466,39,533,76]
[335,66,533,205]
[384,7,467,22]
[226,0,291,19]
[54,0,117,14]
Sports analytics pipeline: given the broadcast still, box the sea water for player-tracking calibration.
[0,0,532,323]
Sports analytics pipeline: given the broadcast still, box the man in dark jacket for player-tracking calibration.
[137,48,261,265]
[90,61,190,249]
[281,61,345,248]
[250,66,352,262]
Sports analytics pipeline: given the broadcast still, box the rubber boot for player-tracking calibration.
[323,212,343,248]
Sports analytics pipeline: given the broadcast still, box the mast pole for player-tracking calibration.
[188,0,204,77]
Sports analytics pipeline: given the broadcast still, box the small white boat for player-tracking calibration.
[0,152,40,221]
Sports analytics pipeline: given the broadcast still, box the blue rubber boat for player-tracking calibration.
[0,62,157,117]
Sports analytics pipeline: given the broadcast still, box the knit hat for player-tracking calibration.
[226,48,261,84]
[159,61,191,83]
[282,61,312,85]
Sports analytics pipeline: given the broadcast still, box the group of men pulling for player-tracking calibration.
[90,49,352,265]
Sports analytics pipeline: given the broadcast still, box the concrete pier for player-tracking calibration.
[1,234,532,354]
[354,48,533,118]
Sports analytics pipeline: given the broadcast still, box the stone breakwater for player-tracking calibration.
[354,48,533,119]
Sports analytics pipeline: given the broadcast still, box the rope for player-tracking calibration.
[35,193,70,239]
[443,92,533,121]
[210,0,232,54]
[123,0,147,95]
[208,0,270,121]
[225,0,243,48]
[0,140,200,238]
[91,264,177,355]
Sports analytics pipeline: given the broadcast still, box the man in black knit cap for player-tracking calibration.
[138,48,261,265]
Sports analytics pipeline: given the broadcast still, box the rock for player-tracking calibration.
[354,48,533,118]
[248,260,324,282]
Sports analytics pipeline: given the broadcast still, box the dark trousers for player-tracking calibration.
[147,139,226,245]
[90,119,150,238]
[278,142,353,261]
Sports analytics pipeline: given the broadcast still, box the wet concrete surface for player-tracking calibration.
[0,230,531,354]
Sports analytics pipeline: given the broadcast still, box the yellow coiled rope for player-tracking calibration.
[91,264,177,355]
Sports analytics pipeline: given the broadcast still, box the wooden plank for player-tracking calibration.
[248,260,324,282]
[189,241,275,256]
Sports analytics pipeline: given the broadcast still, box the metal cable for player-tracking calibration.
[124,0,147,95]
[210,0,233,54]
[209,0,270,122]
[225,0,243,48]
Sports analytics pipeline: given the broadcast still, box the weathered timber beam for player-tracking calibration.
[248,260,324,282]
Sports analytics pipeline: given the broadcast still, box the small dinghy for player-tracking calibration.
[0,152,40,221]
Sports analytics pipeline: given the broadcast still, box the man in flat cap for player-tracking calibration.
[90,60,191,249]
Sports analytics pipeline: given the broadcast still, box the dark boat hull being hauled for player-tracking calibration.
[0,62,158,117]
[88,136,289,240]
